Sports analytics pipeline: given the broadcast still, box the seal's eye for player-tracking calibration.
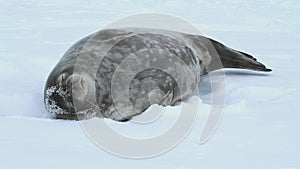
[57,73,67,85]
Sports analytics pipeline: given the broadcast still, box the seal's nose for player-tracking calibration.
[49,87,74,113]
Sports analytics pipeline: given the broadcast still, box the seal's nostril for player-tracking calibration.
[49,88,70,110]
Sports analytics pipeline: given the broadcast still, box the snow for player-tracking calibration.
[0,0,300,169]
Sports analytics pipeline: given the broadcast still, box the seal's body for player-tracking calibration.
[44,28,271,121]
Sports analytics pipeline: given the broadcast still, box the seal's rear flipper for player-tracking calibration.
[209,38,272,72]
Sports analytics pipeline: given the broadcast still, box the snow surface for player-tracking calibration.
[0,0,300,169]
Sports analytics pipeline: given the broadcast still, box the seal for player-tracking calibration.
[44,28,271,121]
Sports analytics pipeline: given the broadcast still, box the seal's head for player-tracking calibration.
[44,67,97,120]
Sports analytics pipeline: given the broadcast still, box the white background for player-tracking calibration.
[0,0,299,168]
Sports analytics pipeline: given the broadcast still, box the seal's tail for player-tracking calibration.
[209,38,272,72]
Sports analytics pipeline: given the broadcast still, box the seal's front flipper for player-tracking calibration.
[209,38,272,72]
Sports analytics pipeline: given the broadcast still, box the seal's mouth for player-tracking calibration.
[44,86,100,120]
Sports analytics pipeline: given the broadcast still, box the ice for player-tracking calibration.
[0,0,300,169]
